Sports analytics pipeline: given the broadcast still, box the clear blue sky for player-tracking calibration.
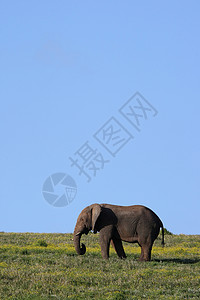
[1,1,200,234]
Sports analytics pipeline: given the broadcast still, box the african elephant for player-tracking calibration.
[73,203,164,261]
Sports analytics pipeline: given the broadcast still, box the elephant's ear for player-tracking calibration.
[91,204,101,233]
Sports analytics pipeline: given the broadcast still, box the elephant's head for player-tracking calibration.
[73,204,101,255]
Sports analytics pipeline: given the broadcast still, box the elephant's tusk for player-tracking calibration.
[75,232,81,236]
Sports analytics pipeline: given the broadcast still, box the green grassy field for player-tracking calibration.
[0,232,199,299]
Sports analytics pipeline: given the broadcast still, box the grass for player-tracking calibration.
[0,232,199,299]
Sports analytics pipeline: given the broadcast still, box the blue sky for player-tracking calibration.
[1,1,200,234]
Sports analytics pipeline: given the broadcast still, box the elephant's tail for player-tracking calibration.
[161,223,165,247]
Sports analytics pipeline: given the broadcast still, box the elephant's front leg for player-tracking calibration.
[111,237,126,259]
[99,226,113,259]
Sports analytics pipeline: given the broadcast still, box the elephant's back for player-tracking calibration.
[101,204,162,226]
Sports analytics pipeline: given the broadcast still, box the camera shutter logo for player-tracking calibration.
[42,173,77,207]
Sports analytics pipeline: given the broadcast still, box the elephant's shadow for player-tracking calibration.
[153,258,200,264]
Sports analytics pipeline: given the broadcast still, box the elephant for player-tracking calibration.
[73,203,164,261]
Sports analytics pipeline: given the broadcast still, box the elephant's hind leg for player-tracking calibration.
[139,244,152,261]
[111,237,126,259]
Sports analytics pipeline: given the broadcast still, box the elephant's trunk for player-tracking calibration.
[73,230,86,255]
